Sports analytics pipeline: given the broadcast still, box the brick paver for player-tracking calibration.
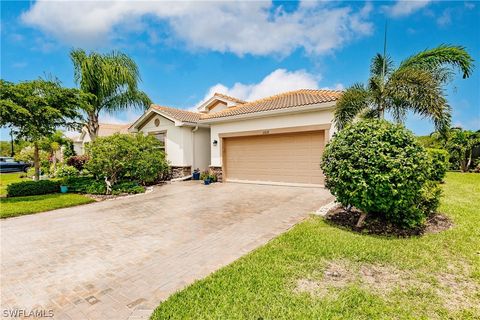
[1,181,332,319]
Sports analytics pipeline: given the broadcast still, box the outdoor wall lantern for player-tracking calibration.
[212,140,218,146]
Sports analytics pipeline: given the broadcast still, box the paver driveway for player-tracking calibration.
[1,181,332,319]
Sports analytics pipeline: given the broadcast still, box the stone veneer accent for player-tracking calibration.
[209,166,223,182]
[170,166,192,179]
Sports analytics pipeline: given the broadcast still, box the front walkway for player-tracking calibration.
[1,181,332,319]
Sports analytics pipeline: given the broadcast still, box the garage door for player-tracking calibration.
[224,130,325,186]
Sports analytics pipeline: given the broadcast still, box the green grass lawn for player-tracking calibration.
[0,172,25,196]
[0,193,94,219]
[152,172,480,319]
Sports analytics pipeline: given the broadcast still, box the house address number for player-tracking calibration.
[262,130,270,135]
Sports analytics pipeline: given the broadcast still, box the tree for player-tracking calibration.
[0,79,85,180]
[445,128,480,172]
[334,45,474,133]
[70,49,151,141]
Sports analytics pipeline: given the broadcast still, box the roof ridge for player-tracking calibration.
[213,92,247,104]
[153,104,201,115]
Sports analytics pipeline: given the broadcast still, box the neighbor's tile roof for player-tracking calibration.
[97,123,131,136]
[151,89,341,123]
[152,105,201,123]
[200,89,342,120]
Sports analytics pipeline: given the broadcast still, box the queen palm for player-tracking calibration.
[334,45,473,132]
[71,49,151,140]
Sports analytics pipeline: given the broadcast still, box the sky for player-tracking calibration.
[1,0,479,139]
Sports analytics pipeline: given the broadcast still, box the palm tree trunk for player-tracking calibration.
[87,111,99,141]
[34,142,40,181]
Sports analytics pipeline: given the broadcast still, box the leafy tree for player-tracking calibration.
[0,79,85,180]
[85,133,169,185]
[335,45,474,133]
[445,128,480,172]
[70,49,151,141]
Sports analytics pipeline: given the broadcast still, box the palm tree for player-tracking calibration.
[70,49,151,140]
[334,45,474,132]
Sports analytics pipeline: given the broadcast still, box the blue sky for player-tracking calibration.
[1,0,479,138]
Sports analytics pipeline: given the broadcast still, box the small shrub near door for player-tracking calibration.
[321,120,439,228]
[7,180,60,197]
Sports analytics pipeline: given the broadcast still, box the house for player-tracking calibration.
[73,123,131,155]
[129,89,341,187]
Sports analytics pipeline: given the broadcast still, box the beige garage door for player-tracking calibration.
[224,130,325,186]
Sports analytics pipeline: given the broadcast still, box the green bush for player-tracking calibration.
[62,176,106,194]
[62,177,145,195]
[426,148,449,181]
[86,133,169,185]
[54,165,79,178]
[7,180,60,197]
[418,181,442,216]
[321,120,434,228]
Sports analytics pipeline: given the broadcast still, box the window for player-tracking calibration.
[153,132,166,150]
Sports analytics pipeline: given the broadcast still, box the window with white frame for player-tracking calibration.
[152,132,166,150]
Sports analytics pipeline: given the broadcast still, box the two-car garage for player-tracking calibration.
[222,130,326,186]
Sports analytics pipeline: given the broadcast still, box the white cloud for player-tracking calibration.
[437,9,452,27]
[194,68,320,108]
[21,0,373,56]
[384,0,432,17]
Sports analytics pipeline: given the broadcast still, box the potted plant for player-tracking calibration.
[192,168,200,180]
[200,170,211,185]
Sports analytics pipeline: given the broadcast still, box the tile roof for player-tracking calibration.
[212,92,247,104]
[200,89,342,120]
[151,89,341,123]
[152,105,201,123]
[97,123,130,136]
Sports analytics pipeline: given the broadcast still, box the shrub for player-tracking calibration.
[86,133,169,185]
[7,180,60,197]
[54,165,79,178]
[321,120,434,228]
[62,177,145,195]
[62,176,105,194]
[67,155,89,171]
[426,148,449,181]
[418,181,442,216]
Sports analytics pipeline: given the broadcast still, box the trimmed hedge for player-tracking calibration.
[321,120,435,228]
[7,180,60,197]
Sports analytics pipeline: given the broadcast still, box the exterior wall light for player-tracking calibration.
[212,140,218,146]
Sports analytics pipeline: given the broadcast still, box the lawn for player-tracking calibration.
[0,172,94,218]
[0,193,94,219]
[152,172,480,319]
[0,172,24,196]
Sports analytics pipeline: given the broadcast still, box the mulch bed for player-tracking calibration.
[325,207,453,237]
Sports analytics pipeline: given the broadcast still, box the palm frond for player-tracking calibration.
[370,53,394,78]
[399,44,474,79]
[386,67,451,132]
[334,83,371,130]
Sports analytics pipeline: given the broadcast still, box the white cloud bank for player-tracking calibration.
[193,68,343,109]
[384,0,432,17]
[21,0,373,56]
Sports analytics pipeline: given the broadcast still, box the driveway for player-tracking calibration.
[1,182,332,319]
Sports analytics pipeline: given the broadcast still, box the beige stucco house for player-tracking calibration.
[129,89,341,187]
[73,123,131,155]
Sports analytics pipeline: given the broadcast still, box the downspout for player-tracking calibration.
[191,125,199,171]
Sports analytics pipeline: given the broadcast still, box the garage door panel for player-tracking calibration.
[224,130,325,185]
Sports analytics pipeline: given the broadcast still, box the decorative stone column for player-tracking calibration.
[170,166,192,179]
[209,166,223,182]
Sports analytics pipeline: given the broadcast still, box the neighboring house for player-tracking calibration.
[130,89,341,186]
[73,123,131,155]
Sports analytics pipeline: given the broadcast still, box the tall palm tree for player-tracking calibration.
[71,49,151,140]
[334,45,474,132]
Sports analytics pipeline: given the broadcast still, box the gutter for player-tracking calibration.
[198,101,337,124]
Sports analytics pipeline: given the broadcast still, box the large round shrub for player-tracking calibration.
[86,133,169,185]
[321,120,432,227]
